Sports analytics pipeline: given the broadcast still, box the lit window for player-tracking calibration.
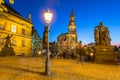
[12,39,16,46]
[0,22,4,30]
[22,28,25,35]
[22,40,25,47]
[0,38,4,45]
[11,25,16,33]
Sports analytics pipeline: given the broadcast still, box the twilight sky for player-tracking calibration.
[6,0,120,45]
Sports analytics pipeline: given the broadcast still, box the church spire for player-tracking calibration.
[68,9,76,33]
[69,9,75,24]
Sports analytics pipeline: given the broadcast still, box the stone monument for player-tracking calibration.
[94,22,116,64]
[0,35,15,56]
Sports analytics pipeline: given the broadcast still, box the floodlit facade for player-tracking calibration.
[31,27,42,56]
[0,2,33,56]
[57,10,82,54]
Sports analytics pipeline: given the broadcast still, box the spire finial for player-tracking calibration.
[28,14,32,22]
[71,8,74,16]
[100,22,103,26]
[69,9,75,22]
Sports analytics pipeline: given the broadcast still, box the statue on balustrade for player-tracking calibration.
[0,0,14,4]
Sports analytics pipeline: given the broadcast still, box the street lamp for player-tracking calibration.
[43,9,53,76]
[90,52,94,62]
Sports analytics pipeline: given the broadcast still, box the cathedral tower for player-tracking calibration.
[68,10,77,43]
[68,10,76,34]
[57,9,82,56]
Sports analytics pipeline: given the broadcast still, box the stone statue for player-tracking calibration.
[0,0,14,12]
[94,29,99,45]
[0,0,14,4]
[103,27,111,45]
[94,22,111,46]
[5,35,13,47]
[0,34,15,56]
[9,0,14,4]
[0,0,4,4]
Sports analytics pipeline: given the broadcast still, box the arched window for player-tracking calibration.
[22,28,25,35]
[22,40,25,47]
[11,25,16,33]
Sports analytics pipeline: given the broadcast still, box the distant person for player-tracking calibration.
[81,55,85,65]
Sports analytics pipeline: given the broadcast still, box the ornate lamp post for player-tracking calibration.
[43,9,53,76]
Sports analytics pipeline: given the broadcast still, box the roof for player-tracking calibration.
[1,2,31,23]
[32,27,41,39]
[2,2,21,15]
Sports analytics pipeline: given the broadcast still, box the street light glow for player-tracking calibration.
[90,53,93,56]
[43,9,53,24]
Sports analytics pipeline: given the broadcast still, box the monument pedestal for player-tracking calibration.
[0,47,15,56]
[94,45,117,64]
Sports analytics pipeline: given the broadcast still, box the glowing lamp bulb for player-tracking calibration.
[43,9,53,24]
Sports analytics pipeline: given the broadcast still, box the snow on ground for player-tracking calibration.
[0,56,120,80]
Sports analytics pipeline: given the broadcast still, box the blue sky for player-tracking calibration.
[6,0,120,45]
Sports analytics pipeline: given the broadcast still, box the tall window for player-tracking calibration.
[12,39,16,46]
[22,40,25,47]
[0,38,4,45]
[11,25,16,33]
[0,22,4,30]
[22,28,25,35]
[34,33,37,39]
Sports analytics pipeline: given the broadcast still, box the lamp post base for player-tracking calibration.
[45,57,50,76]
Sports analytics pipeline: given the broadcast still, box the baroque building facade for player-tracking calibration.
[57,10,82,54]
[31,27,42,56]
[0,2,33,56]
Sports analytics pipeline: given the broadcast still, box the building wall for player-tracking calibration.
[57,33,80,54]
[31,29,42,56]
[57,10,82,54]
[0,11,33,56]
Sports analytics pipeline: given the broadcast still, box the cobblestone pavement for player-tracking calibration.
[0,56,120,80]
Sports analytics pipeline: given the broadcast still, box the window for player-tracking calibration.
[11,25,16,33]
[34,33,37,39]
[0,38,4,45]
[22,40,25,47]
[22,28,25,35]
[0,22,4,30]
[12,39,16,46]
